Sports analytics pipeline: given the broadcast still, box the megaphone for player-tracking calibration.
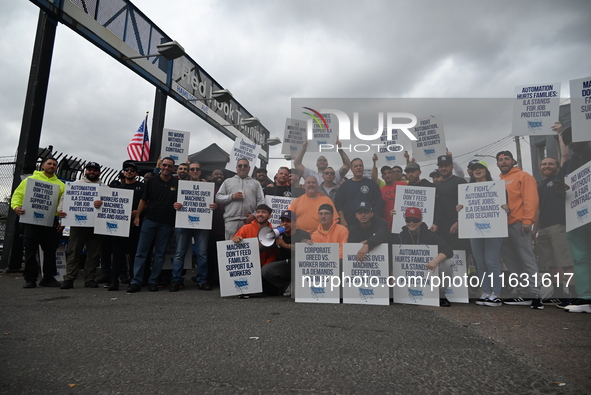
[258,226,286,247]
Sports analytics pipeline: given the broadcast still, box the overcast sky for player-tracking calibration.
[1,0,589,179]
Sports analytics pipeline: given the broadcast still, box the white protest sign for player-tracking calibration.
[511,82,561,136]
[94,187,133,237]
[217,238,262,297]
[265,196,294,227]
[570,76,591,143]
[392,185,435,233]
[305,112,338,153]
[342,243,390,305]
[392,244,439,306]
[20,179,60,227]
[162,231,192,270]
[457,180,508,239]
[376,128,409,168]
[161,128,190,163]
[175,181,214,229]
[565,161,591,232]
[60,182,100,227]
[442,250,469,303]
[40,244,67,281]
[294,243,340,303]
[410,115,446,162]
[282,118,307,156]
[225,136,260,177]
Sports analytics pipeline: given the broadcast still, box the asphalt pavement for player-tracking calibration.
[1,272,589,395]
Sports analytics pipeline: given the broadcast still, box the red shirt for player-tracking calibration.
[381,181,407,229]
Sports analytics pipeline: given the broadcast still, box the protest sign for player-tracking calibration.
[60,182,100,227]
[392,185,435,233]
[457,180,508,239]
[442,250,469,303]
[282,118,307,156]
[306,112,337,153]
[342,243,390,305]
[217,238,262,297]
[94,187,133,237]
[225,136,260,176]
[19,179,60,227]
[375,128,409,168]
[161,128,190,163]
[410,115,446,162]
[392,244,439,306]
[565,161,591,232]
[265,196,294,227]
[175,181,214,229]
[569,76,591,143]
[512,82,560,136]
[294,243,340,303]
[40,244,67,281]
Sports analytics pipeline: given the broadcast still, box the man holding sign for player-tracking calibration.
[11,157,65,288]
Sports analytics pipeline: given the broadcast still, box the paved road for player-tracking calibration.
[1,273,588,394]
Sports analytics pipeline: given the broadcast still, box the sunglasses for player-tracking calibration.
[189,168,201,171]
[123,168,136,172]
[161,164,173,168]
[405,218,421,223]
[237,164,249,169]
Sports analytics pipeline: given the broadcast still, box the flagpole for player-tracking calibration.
[140,111,149,161]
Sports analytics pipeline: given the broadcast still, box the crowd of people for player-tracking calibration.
[10,123,591,313]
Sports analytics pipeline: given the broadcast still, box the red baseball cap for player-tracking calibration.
[404,207,423,221]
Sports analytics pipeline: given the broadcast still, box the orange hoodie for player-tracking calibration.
[311,219,349,258]
[499,166,539,225]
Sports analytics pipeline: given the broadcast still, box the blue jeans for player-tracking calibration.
[172,228,209,284]
[470,237,504,295]
[131,218,173,285]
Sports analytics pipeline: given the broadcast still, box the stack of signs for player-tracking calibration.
[217,238,262,297]
[342,243,390,305]
[391,244,439,306]
[457,181,508,239]
[294,243,340,303]
[511,82,560,136]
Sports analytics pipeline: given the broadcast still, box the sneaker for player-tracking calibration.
[148,283,159,292]
[169,282,180,292]
[127,284,141,293]
[283,283,292,297]
[60,280,74,289]
[565,299,591,313]
[484,296,503,307]
[475,293,490,306]
[197,281,212,291]
[239,294,250,299]
[542,298,562,305]
[84,280,99,288]
[557,298,577,309]
[23,282,37,289]
[503,297,532,306]
[39,277,61,287]
[439,298,451,307]
[530,298,544,310]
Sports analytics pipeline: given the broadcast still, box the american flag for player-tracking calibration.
[127,118,150,161]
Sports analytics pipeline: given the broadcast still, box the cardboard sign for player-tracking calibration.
[265,195,294,227]
[175,181,214,229]
[225,136,260,176]
[94,187,134,237]
[161,128,190,163]
[392,185,435,233]
[282,118,307,156]
[294,243,340,303]
[569,76,591,143]
[443,250,469,303]
[217,238,262,297]
[342,243,390,305]
[20,179,60,227]
[565,161,591,232]
[512,82,561,136]
[457,181,508,239]
[392,244,439,306]
[60,182,101,227]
